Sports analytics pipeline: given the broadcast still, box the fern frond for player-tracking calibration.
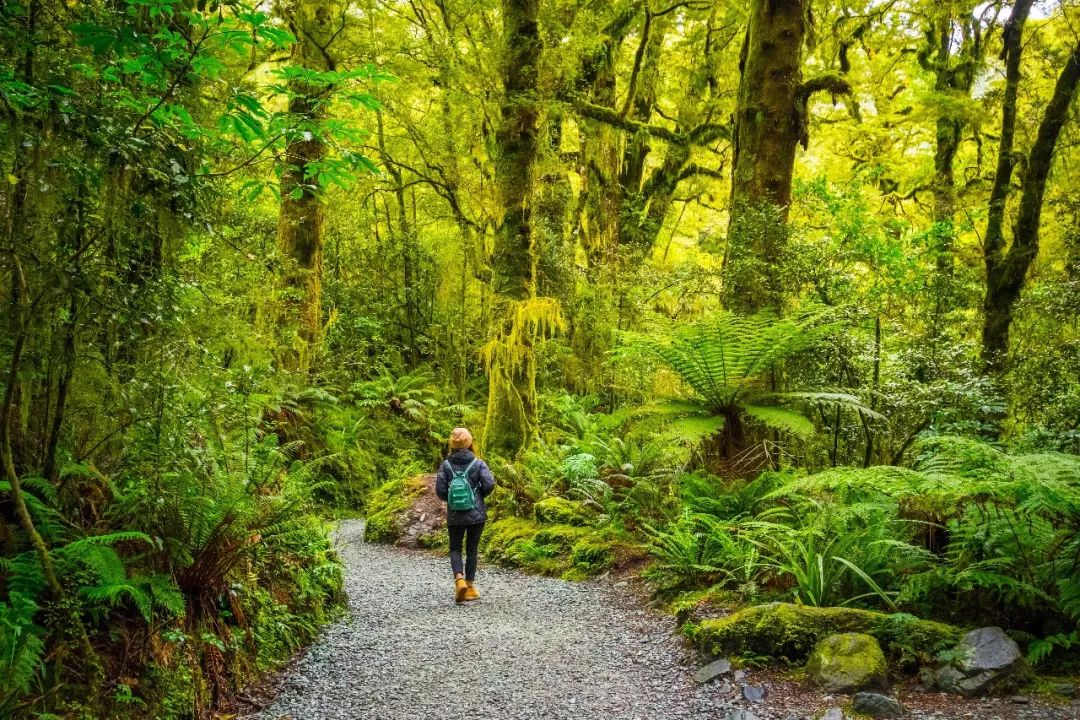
[81,583,152,621]
[59,531,153,552]
[777,391,887,423]
[742,404,816,438]
[662,415,727,444]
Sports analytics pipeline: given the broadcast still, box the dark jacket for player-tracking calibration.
[435,448,495,526]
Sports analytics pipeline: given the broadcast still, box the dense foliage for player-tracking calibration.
[2,0,1079,715]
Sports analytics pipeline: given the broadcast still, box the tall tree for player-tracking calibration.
[483,0,556,456]
[724,0,847,311]
[982,25,1080,373]
[922,4,993,272]
[913,3,995,375]
[275,0,345,372]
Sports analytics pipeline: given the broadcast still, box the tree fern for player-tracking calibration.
[639,308,838,410]
[632,309,875,469]
[742,405,815,438]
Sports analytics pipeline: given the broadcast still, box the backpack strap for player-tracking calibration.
[445,458,477,480]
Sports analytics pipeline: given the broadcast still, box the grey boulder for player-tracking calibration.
[852,692,903,718]
[693,658,733,683]
[928,626,1028,696]
[960,627,1022,674]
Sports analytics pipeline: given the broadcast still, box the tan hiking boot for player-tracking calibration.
[463,581,480,601]
[454,576,468,603]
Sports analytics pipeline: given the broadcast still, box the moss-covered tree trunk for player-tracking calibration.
[615,11,669,257]
[576,10,627,260]
[926,10,983,256]
[276,0,342,372]
[485,0,544,456]
[724,0,809,312]
[982,41,1080,372]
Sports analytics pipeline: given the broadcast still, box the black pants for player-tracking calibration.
[448,522,484,581]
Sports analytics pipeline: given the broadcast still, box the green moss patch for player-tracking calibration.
[481,516,631,580]
[688,602,960,667]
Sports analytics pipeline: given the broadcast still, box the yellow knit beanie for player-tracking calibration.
[449,427,473,450]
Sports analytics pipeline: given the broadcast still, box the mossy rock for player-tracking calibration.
[364,476,426,544]
[416,529,449,551]
[569,536,616,571]
[806,633,888,692]
[565,534,624,577]
[690,603,960,667]
[533,496,597,526]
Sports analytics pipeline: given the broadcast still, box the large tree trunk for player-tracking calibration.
[491,0,540,303]
[920,9,987,374]
[275,0,343,372]
[724,0,810,312]
[484,0,545,456]
[982,39,1080,372]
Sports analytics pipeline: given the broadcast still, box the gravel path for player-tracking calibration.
[254,519,731,720]
[252,520,1079,720]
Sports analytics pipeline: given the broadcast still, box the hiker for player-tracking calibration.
[435,427,495,603]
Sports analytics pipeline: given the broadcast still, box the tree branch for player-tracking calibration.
[676,162,726,183]
[569,96,731,146]
[619,6,652,117]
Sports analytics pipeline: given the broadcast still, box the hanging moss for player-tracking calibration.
[480,297,565,456]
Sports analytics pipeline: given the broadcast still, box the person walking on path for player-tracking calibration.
[435,427,495,603]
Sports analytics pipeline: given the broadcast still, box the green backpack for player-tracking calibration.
[445,459,479,512]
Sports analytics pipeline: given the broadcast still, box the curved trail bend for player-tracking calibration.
[254,519,728,720]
